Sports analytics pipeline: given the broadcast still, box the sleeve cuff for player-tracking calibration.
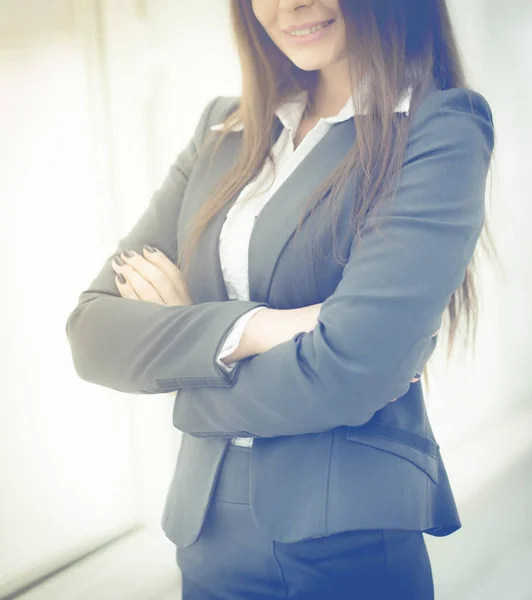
[216,307,269,372]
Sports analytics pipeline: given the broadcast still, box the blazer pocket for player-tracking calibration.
[345,422,440,485]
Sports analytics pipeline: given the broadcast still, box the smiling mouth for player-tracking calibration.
[287,20,335,37]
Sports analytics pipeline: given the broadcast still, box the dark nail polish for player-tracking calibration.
[117,273,126,284]
[123,250,135,258]
[144,245,157,253]
[114,256,125,266]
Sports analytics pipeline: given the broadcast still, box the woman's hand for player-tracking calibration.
[111,245,193,306]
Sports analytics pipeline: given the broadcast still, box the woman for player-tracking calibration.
[66,0,495,598]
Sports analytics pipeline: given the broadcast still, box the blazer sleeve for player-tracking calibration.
[65,96,270,394]
[172,88,495,438]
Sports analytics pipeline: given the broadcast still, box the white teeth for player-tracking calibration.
[290,21,331,36]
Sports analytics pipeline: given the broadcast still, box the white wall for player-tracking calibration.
[0,3,142,596]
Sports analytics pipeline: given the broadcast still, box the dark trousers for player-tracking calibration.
[175,444,434,599]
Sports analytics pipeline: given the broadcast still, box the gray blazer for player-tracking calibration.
[65,79,494,547]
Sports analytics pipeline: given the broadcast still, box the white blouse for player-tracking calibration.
[210,86,412,447]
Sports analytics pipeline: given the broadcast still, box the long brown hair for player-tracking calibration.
[178,0,499,388]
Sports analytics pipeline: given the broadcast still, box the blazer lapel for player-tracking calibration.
[182,116,285,303]
[184,113,356,304]
[246,81,438,301]
[248,120,357,301]
[182,139,236,303]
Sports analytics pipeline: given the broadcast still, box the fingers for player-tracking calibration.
[112,256,165,304]
[114,272,140,300]
[141,246,192,304]
[111,247,192,305]
[115,250,178,305]
[141,245,179,283]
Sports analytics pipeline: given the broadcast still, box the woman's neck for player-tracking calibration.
[306,81,353,120]
[306,58,355,119]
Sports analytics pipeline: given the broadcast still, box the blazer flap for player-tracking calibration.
[345,422,440,484]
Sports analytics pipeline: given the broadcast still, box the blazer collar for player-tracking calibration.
[210,83,414,133]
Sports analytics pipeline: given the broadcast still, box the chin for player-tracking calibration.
[288,58,332,72]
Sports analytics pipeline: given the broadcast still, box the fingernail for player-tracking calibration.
[143,245,157,253]
[114,256,125,266]
[117,273,126,284]
[123,250,135,258]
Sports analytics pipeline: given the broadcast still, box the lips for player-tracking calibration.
[282,19,334,34]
